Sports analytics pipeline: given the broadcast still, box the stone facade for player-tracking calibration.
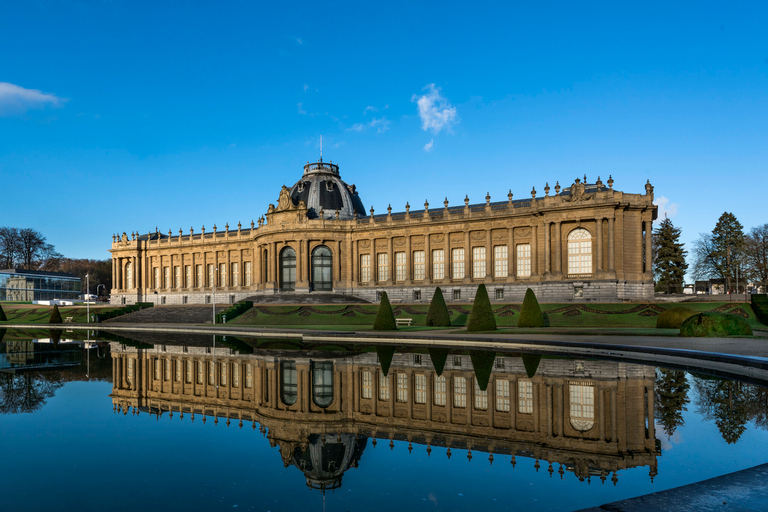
[110,343,660,486]
[109,160,657,305]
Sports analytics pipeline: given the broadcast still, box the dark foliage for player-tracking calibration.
[376,346,396,376]
[428,348,449,376]
[521,354,542,378]
[518,288,544,327]
[466,284,496,332]
[96,302,153,322]
[654,217,688,293]
[751,294,768,326]
[49,305,63,324]
[373,292,397,330]
[692,212,745,292]
[470,351,496,391]
[216,301,253,324]
[655,368,690,438]
[426,287,451,327]
[656,306,697,329]
[679,313,752,337]
[0,304,6,322]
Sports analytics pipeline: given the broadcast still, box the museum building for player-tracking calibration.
[109,158,657,305]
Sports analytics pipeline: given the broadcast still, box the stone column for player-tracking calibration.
[531,224,539,276]
[608,217,615,271]
[645,220,653,274]
[371,237,377,283]
[554,221,562,275]
[387,236,393,284]
[464,231,471,280]
[352,240,358,285]
[598,387,606,441]
[405,235,411,283]
[508,227,515,279]
[485,229,492,279]
[610,387,617,442]
[646,385,654,440]
[269,242,277,285]
[444,231,451,281]
[337,239,343,287]
[111,258,116,291]
[544,222,551,274]
[424,234,431,282]
[596,218,603,273]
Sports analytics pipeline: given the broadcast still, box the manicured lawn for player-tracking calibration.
[0,304,120,324]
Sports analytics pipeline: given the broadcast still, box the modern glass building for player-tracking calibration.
[0,269,81,301]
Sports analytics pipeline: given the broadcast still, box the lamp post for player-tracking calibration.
[86,273,90,324]
[97,284,105,300]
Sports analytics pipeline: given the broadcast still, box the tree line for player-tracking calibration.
[0,226,111,295]
[653,213,768,294]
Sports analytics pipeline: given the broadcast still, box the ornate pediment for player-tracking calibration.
[566,179,593,203]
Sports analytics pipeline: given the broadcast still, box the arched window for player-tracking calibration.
[567,228,593,276]
[569,382,595,432]
[280,360,297,406]
[311,246,333,291]
[312,361,334,408]
[125,261,133,289]
[280,247,296,291]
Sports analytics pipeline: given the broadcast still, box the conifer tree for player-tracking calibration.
[373,292,397,330]
[518,288,545,327]
[0,304,7,322]
[425,287,451,327]
[466,284,496,332]
[655,369,690,439]
[653,217,688,293]
[49,304,63,324]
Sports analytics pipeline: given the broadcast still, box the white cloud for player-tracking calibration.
[411,83,458,134]
[654,196,679,224]
[0,82,66,116]
[296,37,303,45]
[423,138,434,152]
[303,83,309,93]
[347,117,390,134]
[297,102,307,115]
[363,105,378,115]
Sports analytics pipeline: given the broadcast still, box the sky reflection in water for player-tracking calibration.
[1,331,767,512]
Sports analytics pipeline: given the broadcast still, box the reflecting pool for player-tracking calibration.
[1,329,767,511]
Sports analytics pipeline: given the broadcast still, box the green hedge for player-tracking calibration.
[373,292,397,330]
[751,294,768,325]
[679,312,753,337]
[216,301,253,324]
[656,306,698,329]
[518,288,545,327]
[96,302,154,322]
[467,284,497,332]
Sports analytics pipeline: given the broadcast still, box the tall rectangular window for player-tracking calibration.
[208,264,215,287]
[494,245,508,277]
[219,263,227,286]
[454,376,467,407]
[377,253,388,282]
[415,374,427,404]
[396,373,408,402]
[245,365,253,388]
[362,370,373,399]
[185,360,192,383]
[164,359,171,381]
[209,361,215,385]
[164,267,170,289]
[474,380,488,410]
[126,264,133,288]
[174,266,180,288]
[434,375,446,406]
[185,265,192,288]
[379,372,390,400]
[196,264,203,288]
[452,248,465,279]
[360,254,371,283]
[232,262,239,286]
[197,361,203,384]
[518,379,533,414]
[413,251,425,280]
[496,380,510,412]
[472,247,486,278]
[233,364,240,387]
[432,249,445,280]
[516,244,531,278]
[154,268,160,289]
[395,252,406,281]
[220,362,227,386]
[154,359,160,380]
[244,261,252,286]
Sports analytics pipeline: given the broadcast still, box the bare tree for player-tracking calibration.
[17,228,47,270]
[744,224,768,293]
[0,227,20,268]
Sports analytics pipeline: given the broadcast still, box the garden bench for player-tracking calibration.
[64,317,74,323]
[395,318,412,327]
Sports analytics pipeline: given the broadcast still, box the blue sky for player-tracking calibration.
[1,0,766,264]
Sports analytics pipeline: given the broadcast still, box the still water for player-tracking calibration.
[1,329,767,511]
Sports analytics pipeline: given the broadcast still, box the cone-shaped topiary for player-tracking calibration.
[49,329,63,347]
[470,351,496,391]
[521,354,542,378]
[428,348,449,376]
[376,346,396,376]
[656,306,698,329]
[0,304,7,322]
[466,284,497,332]
[0,328,6,342]
[373,292,397,330]
[518,288,545,327]
[426,287,451,327]
[49,304,63,324]
[680,313,752,337]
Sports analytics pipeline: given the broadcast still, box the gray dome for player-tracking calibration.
[289,160,366,220]
[291,433,367,492]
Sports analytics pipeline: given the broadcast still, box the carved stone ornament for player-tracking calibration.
[276,185,294,211]
[394,237,406,247]
[471,231,485,241]
[566,179,593,202]
[120,232,129,245]
[432,234,444,243]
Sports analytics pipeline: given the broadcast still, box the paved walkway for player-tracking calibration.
[575,463,768,512]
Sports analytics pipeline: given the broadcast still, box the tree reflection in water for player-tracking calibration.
[654,369,690,439]
[0,372,64,415]
[693,376,768,444]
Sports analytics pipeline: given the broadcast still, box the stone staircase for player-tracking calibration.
[243,293,370,304]
[104,305,226,324]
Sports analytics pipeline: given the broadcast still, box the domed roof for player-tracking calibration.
[289,159,366,220]
[290,433,367,491]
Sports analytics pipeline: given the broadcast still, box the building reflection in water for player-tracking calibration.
[110,339,660,490]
